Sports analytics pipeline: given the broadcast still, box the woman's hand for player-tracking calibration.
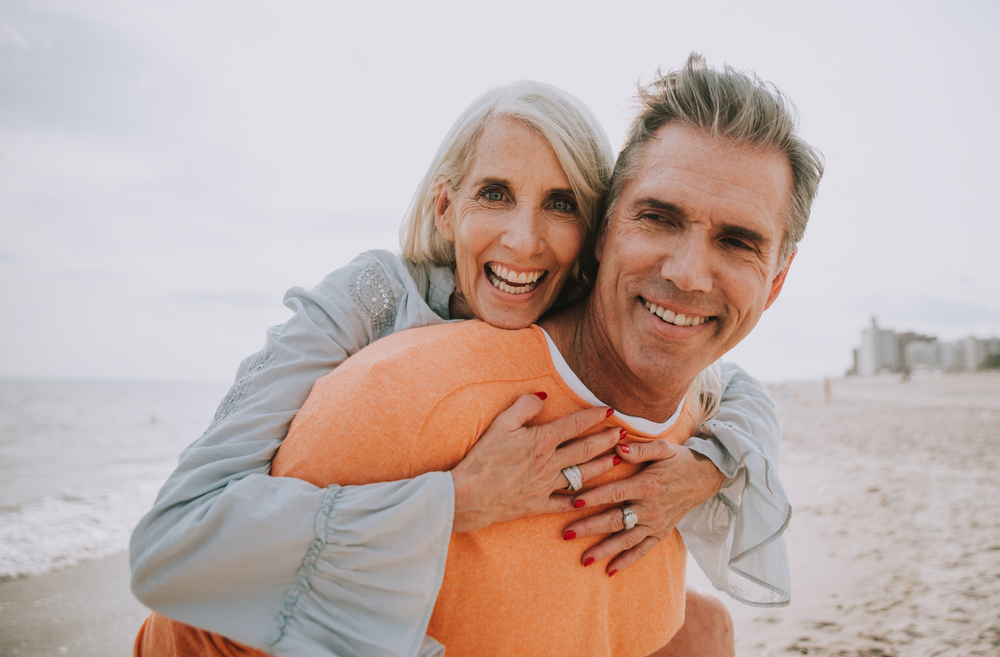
[451,393,623,533]
[562,440,727,575]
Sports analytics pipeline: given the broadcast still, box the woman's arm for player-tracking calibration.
[130,252,458,656]
[560,362,791,606]
[131,251,623,656]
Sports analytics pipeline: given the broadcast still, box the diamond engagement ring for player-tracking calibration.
[622,505,638,530]
[561,465,583,492]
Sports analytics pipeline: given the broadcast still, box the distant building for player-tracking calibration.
[859,318,899,375]
[850,318,1000,375]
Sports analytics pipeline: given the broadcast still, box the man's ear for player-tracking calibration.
[434,183,455,241]
[764,251,795,310]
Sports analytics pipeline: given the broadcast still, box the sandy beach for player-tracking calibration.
[691,371,1000,656]
[2,372,998,656]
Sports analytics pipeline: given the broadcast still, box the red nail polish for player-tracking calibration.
[564,530,576,541]
[584,557,595,567]
[534,392,547,400]
[606,408,615,418]
[573,499,586,508]
[619,443,630,454]
[613,456,622,466]
[619,429,627,440]
[608,569,618,577]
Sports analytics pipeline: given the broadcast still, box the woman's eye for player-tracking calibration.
[480,187,506,202]
[552,197,576,212]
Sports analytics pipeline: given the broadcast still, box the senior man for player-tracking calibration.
[138,54,822,657]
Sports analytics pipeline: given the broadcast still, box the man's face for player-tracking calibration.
[593,124,794,392]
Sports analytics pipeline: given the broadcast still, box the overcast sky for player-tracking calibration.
[1,0,998,383]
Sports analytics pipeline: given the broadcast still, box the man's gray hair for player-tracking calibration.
[401,81,614,293]
[605,53,824,267]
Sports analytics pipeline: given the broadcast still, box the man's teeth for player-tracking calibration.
[487,264,544,294]
[643,301,707,326]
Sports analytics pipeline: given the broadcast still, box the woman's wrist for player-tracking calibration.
[690,449,728,498]
[450,463,492,533]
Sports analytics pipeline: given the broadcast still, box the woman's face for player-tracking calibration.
[435,119,587,329]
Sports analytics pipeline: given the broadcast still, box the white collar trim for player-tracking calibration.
[539,327,684,435]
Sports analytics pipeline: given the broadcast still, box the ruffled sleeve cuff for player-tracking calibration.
[682,429,791,607]
[677,362,792,607]
[268,471,454,657]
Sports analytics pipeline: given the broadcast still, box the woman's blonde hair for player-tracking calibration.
[400,81,614,304]
[689,362,725,428]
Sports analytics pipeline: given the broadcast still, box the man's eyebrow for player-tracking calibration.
[632,197,686,217]
[719,222,771,248]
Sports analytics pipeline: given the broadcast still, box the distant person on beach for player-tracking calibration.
[132,55,813,656]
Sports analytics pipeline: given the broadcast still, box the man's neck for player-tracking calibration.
[538,301,689,423]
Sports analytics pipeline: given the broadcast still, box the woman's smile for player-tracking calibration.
[485,263,547,295]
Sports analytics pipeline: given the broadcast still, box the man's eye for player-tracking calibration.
[724,238,753,251]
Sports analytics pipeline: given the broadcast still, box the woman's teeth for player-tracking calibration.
[643,300,707,326]
[487,264,544,295]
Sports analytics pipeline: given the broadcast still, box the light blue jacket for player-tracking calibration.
[130,250,790,657]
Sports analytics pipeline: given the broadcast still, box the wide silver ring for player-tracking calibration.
[622,505,638,530]
[562,465,583,492]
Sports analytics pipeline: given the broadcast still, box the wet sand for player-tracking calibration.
[0,552,147,656]
[3,372,998,656]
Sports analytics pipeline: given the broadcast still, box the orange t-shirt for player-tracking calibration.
[137,322,696,657]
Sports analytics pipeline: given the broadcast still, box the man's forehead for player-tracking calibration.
[627,124,793,230]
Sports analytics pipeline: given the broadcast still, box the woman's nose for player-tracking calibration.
[499,205,545,256]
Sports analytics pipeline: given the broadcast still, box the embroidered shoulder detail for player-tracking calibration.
[205,348,275,432]
[349,261,396,335]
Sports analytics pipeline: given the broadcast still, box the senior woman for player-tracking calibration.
[131,80,788,656]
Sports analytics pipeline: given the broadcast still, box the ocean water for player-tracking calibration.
[0,378,230,579]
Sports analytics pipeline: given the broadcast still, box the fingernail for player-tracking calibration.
[613,456,621,466]
[564,530,576,541]
[573,499,586,508]
[534,392,547,400]
[619,429,627,440]
[606,408,615,418]
[584,557,595,567]
[608,569,618,577]
[618,443,630,454]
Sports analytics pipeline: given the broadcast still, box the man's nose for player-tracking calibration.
[499,204,545,257]
[660,237,713,293]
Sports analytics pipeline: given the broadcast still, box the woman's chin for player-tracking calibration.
[474,280,552,329]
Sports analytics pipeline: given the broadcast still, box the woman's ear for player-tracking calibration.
[434,183,455,241]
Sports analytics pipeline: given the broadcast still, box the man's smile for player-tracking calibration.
[642,298,712,327]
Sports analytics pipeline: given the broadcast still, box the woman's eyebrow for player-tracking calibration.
[474,176,512,188]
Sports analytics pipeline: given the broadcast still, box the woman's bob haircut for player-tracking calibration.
[400,81,614,301]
